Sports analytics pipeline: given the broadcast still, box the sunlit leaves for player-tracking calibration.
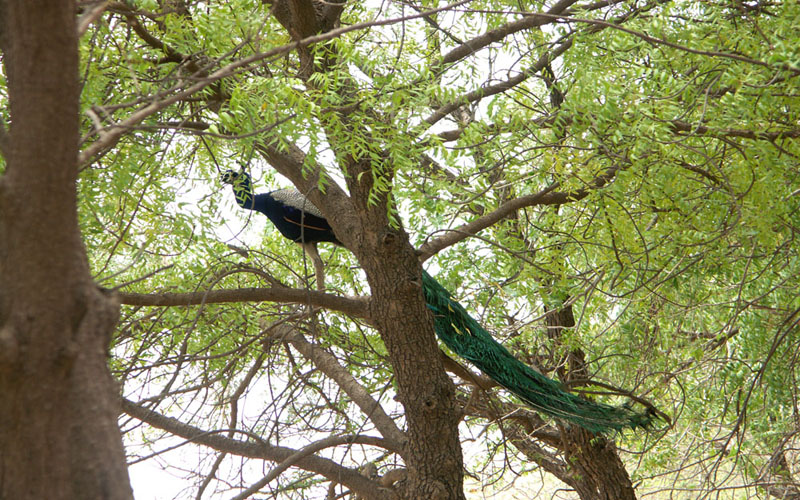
[61,0,800,496]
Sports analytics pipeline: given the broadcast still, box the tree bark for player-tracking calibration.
[359,233,465,500]
[328,164,464,499]
[562,426,638,500]
[0,1,132,498]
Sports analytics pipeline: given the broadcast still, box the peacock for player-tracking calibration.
[220,170,340,285]
[221,170,654,433]
[422,272,653,433]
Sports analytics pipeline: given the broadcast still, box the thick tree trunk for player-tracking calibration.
[359,227,466,500]
[0,2,133,499]
[324,162,463,499]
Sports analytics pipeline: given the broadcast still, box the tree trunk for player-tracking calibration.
[323,160,464,499]
[358,226,466,500]
[0,2,133,498]
[546,303,638,500]
[563,427,638,500]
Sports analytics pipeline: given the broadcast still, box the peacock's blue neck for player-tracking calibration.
[232,172,255,210]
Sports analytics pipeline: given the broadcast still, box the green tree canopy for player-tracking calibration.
[8,0,798,498]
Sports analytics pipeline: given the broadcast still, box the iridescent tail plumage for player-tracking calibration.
[422,271,654,434]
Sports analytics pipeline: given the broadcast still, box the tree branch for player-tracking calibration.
[423,39,573,129]
[229,432,387,500]
[278,324,407,451]
[108,2,186,63]
[439,351,495,392]
[437,0,579,67]
[116,286,370,320]
[417,164,623,260]
[121,399,397,500]
[669,120,800,141]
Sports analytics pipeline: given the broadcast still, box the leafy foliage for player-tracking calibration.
[33,0,800,497]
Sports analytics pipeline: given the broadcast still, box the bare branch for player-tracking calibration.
[117,286,371,320]
[279,324,407,448]
[229,432,384,500]
[121,399,398,500]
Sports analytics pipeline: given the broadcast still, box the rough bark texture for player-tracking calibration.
[562,427,638,500]
[339,160,465,500]
[0,1,132,498]
[360,236,465,500]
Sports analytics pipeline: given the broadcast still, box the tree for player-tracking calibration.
[2,0,798,499]
[0,1,132,499]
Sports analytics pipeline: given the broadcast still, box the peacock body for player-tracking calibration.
[221,173,653,433]
[221,170,341,245]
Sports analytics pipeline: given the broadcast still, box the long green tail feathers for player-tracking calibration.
[422,271,654,434]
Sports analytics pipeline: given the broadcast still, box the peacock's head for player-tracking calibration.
[220,170,238,184]
[221,170,250,185]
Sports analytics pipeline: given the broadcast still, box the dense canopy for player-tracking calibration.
[1,0,798,499]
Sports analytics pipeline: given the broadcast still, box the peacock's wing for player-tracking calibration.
[270,188,326,218]
[267,189,342,245]
[422,271,653,434]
